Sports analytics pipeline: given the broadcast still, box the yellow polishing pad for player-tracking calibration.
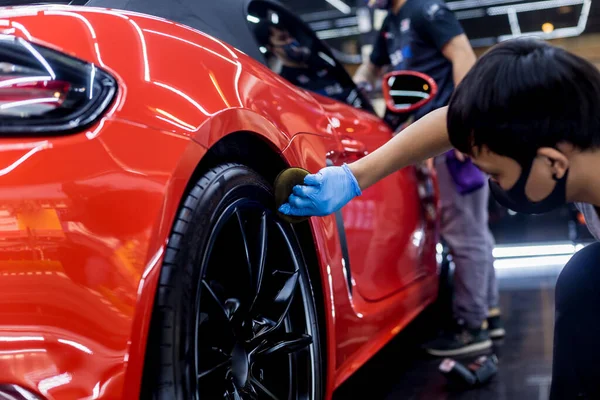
[274,167,310,224]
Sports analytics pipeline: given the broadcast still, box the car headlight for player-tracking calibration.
[0,34,117,135]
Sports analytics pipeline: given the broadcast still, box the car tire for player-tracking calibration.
[141,163,323,400]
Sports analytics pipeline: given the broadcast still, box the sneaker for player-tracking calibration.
[487,308,506,339]
[424,322,492,357]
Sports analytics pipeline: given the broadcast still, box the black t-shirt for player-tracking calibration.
[370,0,464,121]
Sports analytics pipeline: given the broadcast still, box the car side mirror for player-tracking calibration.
[382,71,438,113]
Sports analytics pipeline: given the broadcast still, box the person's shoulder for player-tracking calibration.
[411,0,453,21]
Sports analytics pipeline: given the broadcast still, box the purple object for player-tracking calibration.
[444,150,485,195]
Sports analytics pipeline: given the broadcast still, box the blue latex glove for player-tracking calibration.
[278,164,362,217]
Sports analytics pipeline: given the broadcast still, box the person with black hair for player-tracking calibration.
[353,0,503,357]
[279,37,600,398]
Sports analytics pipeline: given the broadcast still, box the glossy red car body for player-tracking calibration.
[0,5,440,399]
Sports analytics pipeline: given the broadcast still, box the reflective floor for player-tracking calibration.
[333,262,561,400]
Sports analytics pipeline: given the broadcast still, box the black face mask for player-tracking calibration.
[488,158,569,215]
[282,40,311,64]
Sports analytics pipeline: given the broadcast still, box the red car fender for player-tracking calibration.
[192,108,290,151]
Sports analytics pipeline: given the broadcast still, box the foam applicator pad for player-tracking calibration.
[274,167,311,224]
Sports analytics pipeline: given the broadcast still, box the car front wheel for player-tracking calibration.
[142,163,323,400]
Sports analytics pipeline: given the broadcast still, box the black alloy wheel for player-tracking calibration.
[142,163,323,400]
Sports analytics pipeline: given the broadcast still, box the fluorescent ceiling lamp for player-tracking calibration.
[494,254,573,269]
[455,9,487,19]
[487,0,585,15]
[326,0,352,14]
[498,0,590,41]
[447,0,524,10]
[246,15,260,23]
[271,13,279,24]
[493,243,576,258]
[318,51,336,66]
[316,26,360,40]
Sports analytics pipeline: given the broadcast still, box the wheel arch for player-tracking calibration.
[190,130,331,380]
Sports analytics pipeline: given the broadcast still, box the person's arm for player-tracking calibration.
[349,106,451,190]
[354,18,390,87]
[353,61,383,87]
[441,34,477,86]
[278,107,451,217]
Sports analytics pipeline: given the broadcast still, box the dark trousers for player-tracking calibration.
[551,242,600,399]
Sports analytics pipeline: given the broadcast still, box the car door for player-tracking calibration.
[314,94,433,301]
[245,1,435,301]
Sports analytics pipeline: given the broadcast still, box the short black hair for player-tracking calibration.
[448,38,600,163]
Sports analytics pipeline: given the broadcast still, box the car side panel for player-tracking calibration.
[282,133,440,390]
[313,95,432,302]
[0,117,207,399]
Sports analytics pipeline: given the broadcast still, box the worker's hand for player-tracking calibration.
[356,81,373,99]
[278,164,362,217]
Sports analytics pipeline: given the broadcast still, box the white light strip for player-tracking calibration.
[495,0,590,42]
[128,19,150,82]
[58,338,93,355]
[455,9,488,19]
[493,243,576,258]
[309,21,333,31]
[334,16,359,27]
[577,0,592,32]
[153,81,211,116]
[44,10,97,39]
[0,76,51,87]
[246,15,260,24]
[19,38,55,79]
[302,9,352,22]
[318,51,336,66]
[390,90,430,99]
[447,0,521,11]
[507,8,521,36]
[316,26,360,40]
[0,97,59,110]
[488,0,584,15]
[325,0,352,14]
[494,254,573,269]
[89,65,95,100]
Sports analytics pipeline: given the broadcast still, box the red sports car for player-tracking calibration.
[0,0,441,398]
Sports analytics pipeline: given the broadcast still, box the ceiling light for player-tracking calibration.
[542,22,555,33]
[326,0,352,14]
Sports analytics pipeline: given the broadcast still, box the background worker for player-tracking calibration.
[279,38,600,399]
[254,19,354,103]
[353,0,503,356]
